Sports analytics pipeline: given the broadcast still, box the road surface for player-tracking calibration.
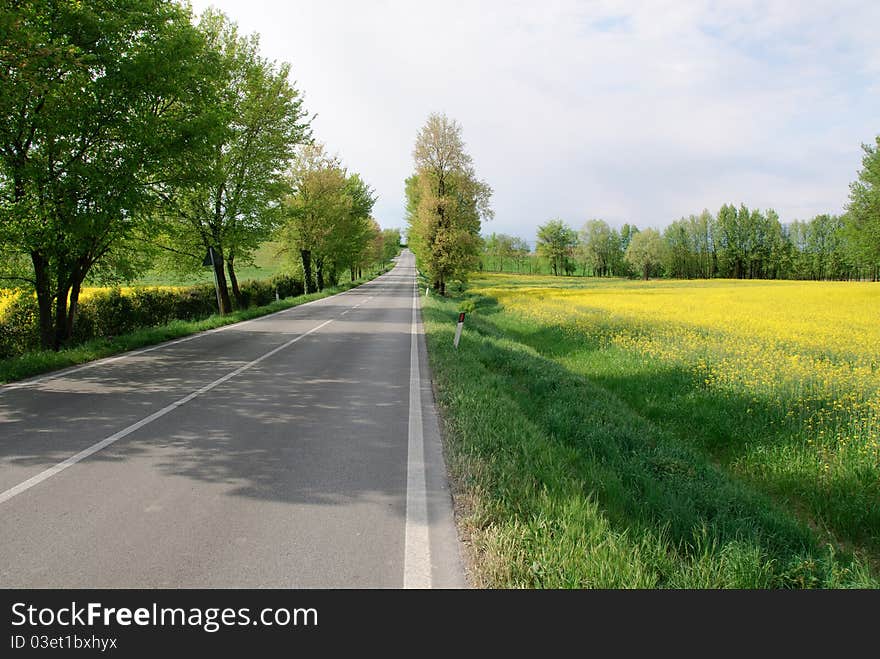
[0,249,464,588]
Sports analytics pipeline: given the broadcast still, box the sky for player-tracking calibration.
[188,0,880,242]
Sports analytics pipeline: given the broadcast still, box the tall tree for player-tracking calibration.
[152,9,310,312]
[536,219,577,276]
[845,136,880,280]
[0,0,217,348]
[327,172,376,284]
[625,228,665,280]
[406,113,493,295]
[510,237,531,273]
[663,218,694,278]
[281,144,349,293]
[578,219,621,277]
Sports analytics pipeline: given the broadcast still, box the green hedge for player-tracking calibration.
[0,274,304,359]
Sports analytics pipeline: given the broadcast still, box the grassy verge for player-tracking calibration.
[0,273,381,385]
[422,285,878,588]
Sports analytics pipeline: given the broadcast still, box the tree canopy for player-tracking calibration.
[151,9,311,313]
[625,228,665,280]
[0,0,218,348]
[280,143,378,292]
[845,137,880,277]
[536,219,577,276]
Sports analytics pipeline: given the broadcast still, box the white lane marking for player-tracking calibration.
[0,270,399,395]
[0,317,335,506]
[404,276,432,589]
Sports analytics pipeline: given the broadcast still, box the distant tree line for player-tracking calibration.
[0,1,399,350]
[485,137,880,281]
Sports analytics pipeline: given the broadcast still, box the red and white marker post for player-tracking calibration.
[454,312,465,348]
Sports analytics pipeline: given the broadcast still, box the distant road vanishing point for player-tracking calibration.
[0,249,464,588]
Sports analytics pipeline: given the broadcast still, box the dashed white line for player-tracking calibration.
[0,317,335,506]
[0,277,388,396]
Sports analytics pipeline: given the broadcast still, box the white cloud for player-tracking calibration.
[188,0,880,236]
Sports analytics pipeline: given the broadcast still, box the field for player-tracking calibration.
[0,288,16,317]
[422,274,880,587]
[0,241,289,313]
[131,241,288,286]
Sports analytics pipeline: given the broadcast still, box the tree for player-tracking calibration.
[281,144,349,293]
[536,219,577,276]
[152,10,310,312]
[484,232,516,271]
[280,144,377,290]
[578,219,621,277]
[0,0,217,349]
[663,218,694,278]
[327,173,376,284]
[406,113,493,295]
[845,136,880,280]
[380,228,402,262]
[510,237,531,272]
[691,210,716,278]
[625,228,665,280]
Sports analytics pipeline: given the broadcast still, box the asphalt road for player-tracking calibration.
[0,249,465,588]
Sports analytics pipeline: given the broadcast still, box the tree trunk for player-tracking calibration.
[213,253,232,314]
[65,277,83,345]
[227,256,244,310]
[31,252,55,350]
[350,266,356,282]
[643,264,650,280]
[316,256,325,291]
[53,281,71,350]
[301,249,314,293]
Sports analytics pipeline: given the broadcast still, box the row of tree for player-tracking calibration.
[488,138,880,281]
[0,2,397,350]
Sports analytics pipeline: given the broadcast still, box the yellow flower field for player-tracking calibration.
[0,286,186,320]
[0,289,17,318]
[472,274,880,532]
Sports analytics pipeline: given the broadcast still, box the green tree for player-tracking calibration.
[0,0,216,348]
[578,219,621,277]
[663,218,694,278]
[536,219,577,276]
[281,144,349,293]
[380,228,402,262]
[484,232,516,271]
[328,173,376,284]
[153,9,310,312]
[510,237,531,273]
[625,228,665,280]
[845,136,880,280]
[406,113,493,295]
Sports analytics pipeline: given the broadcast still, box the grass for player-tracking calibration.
[133,241,287,286]
[422,273,879,588]
[0,273,380,385]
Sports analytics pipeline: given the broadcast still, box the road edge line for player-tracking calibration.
[404,272,432,588]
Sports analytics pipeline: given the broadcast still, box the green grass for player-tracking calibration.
[422,281,878,588]
[0,273,378,385]
[133,241,287,286]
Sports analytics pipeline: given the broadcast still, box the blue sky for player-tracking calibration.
[189,0,880,241]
